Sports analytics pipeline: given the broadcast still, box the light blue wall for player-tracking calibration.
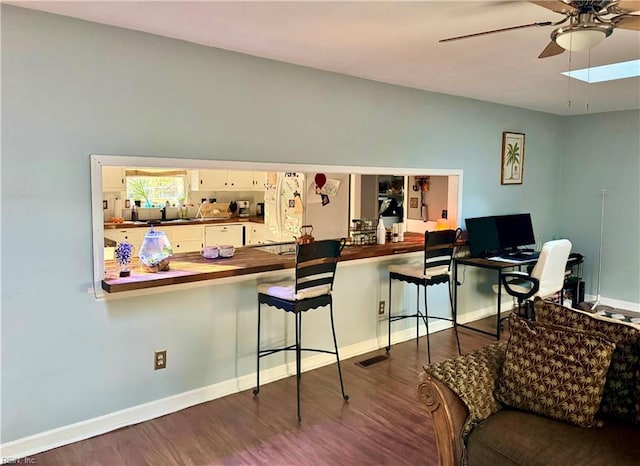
[1,5,637,443]
[558,111,640,304]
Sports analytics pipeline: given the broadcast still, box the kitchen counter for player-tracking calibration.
[103,216,264,229]
[102,232,434,293]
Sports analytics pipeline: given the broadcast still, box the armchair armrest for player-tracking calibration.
[417,343,507,465]
[418,372,468,466]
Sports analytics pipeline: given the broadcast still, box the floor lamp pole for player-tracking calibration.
[591,188,608,310]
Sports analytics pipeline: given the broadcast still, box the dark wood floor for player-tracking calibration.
[27,318,507,465]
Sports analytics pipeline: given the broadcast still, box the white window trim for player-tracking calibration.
[90,154,464,299]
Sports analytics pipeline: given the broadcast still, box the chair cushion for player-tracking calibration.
[467,410,640,466]
[257,280,331,301]
[388,264,450,280]
[534,298,640,425]
[495,315,615,428]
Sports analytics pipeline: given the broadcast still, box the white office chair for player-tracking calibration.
[493,239,572,318]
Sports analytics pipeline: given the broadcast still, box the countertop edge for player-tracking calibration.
[101,237,428,295]
[103,216,264,229]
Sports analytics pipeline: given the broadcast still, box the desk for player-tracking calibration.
[453,256,538,340]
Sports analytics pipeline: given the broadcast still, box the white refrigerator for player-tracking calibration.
[263,172,350,243]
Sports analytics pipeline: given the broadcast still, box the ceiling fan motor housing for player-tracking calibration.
[551,12,615,51]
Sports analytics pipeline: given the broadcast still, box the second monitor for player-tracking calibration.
[496,213,535,254]
[465,213,535,258]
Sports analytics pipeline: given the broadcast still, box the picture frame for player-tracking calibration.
[501,132,525,185]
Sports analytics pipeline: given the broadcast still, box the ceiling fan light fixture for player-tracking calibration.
[552,23,613,52]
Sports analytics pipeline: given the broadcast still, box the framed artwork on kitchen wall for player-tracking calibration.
[501,131,525,185]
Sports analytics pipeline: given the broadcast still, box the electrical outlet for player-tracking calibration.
[154,350,167,370]
[378,300,385,315]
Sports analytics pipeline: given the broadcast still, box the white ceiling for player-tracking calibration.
[7,0,640,115]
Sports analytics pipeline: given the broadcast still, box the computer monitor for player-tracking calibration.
[495,213,535,253]
[465,216,500,258]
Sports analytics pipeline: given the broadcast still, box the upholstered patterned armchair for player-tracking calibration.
[417,299,640,466]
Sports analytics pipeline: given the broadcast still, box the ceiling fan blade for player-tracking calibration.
[538,40,565,58]
[439,21,552,43]
[528,1,576,14]
[615,14,640,29]
[616,1,640,13]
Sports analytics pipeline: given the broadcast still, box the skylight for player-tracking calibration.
[561,59,640,83]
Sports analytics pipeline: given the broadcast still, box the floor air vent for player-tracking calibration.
[356,354,389,368]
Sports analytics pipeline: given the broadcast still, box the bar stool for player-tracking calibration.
[386,229,461,363]
[253,238,349,422]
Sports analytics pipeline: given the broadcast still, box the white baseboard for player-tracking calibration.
[458,303,506,324]
[584,294,640,313]
[0,303,500,462]
[1,337,379,461]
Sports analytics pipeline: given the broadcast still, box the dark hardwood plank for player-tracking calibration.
[26,319,506,465]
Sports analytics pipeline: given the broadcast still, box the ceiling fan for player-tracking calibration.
[440,1,640,58]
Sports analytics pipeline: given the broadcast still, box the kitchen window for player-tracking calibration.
[125,169,187,206]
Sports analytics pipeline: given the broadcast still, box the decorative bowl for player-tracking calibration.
[219,245,235,258]
[202,246,219,259]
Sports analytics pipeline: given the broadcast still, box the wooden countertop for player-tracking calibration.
[104,216,264,229]
[102,233,429,293]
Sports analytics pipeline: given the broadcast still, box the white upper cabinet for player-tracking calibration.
[102,167,126,192]
[190,170,228,191]
[252,171,267,190]
[191,169,265,191]
[227,170,254,190]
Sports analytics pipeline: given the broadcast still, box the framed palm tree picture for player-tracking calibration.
[501,132,525,185]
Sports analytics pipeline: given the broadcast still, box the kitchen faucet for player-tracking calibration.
[195,199,208,220]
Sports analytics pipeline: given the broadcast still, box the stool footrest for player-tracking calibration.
[258,347,338,358]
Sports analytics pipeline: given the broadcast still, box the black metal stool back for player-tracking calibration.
[387,229,461,363]
[254,238,348,422]
[424,229,457,278]
[293,239,343,310]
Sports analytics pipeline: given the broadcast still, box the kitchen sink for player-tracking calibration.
[253,243,297,255]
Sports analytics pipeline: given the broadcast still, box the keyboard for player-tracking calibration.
[506,251,539,260]
[487,251,539,262]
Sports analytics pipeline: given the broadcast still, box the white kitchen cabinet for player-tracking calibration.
[252,171,266,190]
[146,225,204,253]
[205,224,245,248]
[102,167,126,192]
[170,225,204,253]
[190,169,265,191]
[227,170,254,190]
[104,228,144,252]
[247,222,266,245]
[190,169,228,191]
